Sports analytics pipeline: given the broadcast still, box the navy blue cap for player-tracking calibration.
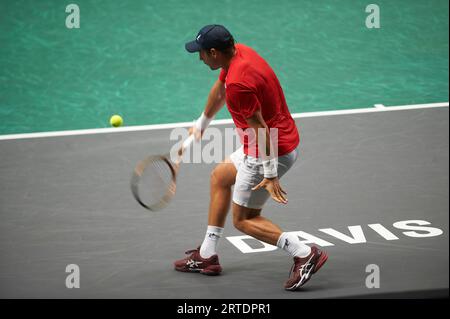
[185,25,233,53]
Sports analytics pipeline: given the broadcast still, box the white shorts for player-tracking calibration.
[229,146,299,209]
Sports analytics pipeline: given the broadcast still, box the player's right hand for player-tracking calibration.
[189,125,202,141]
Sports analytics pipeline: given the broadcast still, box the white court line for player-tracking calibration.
[0,102,448,141]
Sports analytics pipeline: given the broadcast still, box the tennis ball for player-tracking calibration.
[110,115,123,127]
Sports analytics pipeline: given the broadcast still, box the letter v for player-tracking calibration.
[318,225,366,244]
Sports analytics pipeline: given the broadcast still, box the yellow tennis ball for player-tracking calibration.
[110,115,123,127]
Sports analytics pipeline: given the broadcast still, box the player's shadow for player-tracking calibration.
[223,258,342,294]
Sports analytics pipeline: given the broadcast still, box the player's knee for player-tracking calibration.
[210,166,229,188]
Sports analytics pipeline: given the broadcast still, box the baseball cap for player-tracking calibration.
[185,24,233,53]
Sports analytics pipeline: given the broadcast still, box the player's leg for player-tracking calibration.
[232,203,311,255]
[174,150,242,275]
[231,147,312,253]
[232,204,281,245]
[198,157,236,259]
[232,200,327,290]
[231,147,328,289]
[207,157,237,227]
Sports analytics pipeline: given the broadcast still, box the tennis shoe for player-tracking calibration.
[284,246,328,291]
[174,246,222,276]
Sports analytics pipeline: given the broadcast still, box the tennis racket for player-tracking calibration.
[130,134,195,211]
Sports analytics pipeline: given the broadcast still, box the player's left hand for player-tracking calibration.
[252,177,288,204]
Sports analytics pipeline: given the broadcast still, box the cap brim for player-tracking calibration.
[185,40,201,53]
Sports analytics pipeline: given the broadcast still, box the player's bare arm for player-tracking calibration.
[204,79,226,118]
[190,79,226,139]
[246,110,288,204]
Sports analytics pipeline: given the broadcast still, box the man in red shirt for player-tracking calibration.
[174,25,328,290]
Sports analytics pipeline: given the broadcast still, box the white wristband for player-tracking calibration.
[262,158,278,178]
[195,112,213,132]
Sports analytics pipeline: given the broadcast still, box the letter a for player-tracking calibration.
[66,4,80,29]
[65,264,80,288]
[365,264,380,288]
[365,4,380,29]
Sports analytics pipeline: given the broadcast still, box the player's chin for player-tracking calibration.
[209,65,220,70]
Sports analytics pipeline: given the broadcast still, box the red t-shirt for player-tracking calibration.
[219,43,299,157]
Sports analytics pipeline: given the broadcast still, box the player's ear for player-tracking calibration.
[210,48,218,58]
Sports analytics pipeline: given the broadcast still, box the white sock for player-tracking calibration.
[277,232,311,258]
[200,225,224,258]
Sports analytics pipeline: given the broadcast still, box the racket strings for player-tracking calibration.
[134,156,176,210]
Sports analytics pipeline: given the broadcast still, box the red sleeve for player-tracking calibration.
[227,84,261,118]
[218,68,227,82]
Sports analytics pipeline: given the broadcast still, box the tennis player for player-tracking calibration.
[174,25,328,290]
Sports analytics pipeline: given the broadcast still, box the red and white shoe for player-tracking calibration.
[174,246,222,276]
[284,246,328,291]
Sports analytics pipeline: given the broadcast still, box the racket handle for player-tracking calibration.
[182,134,195,150]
